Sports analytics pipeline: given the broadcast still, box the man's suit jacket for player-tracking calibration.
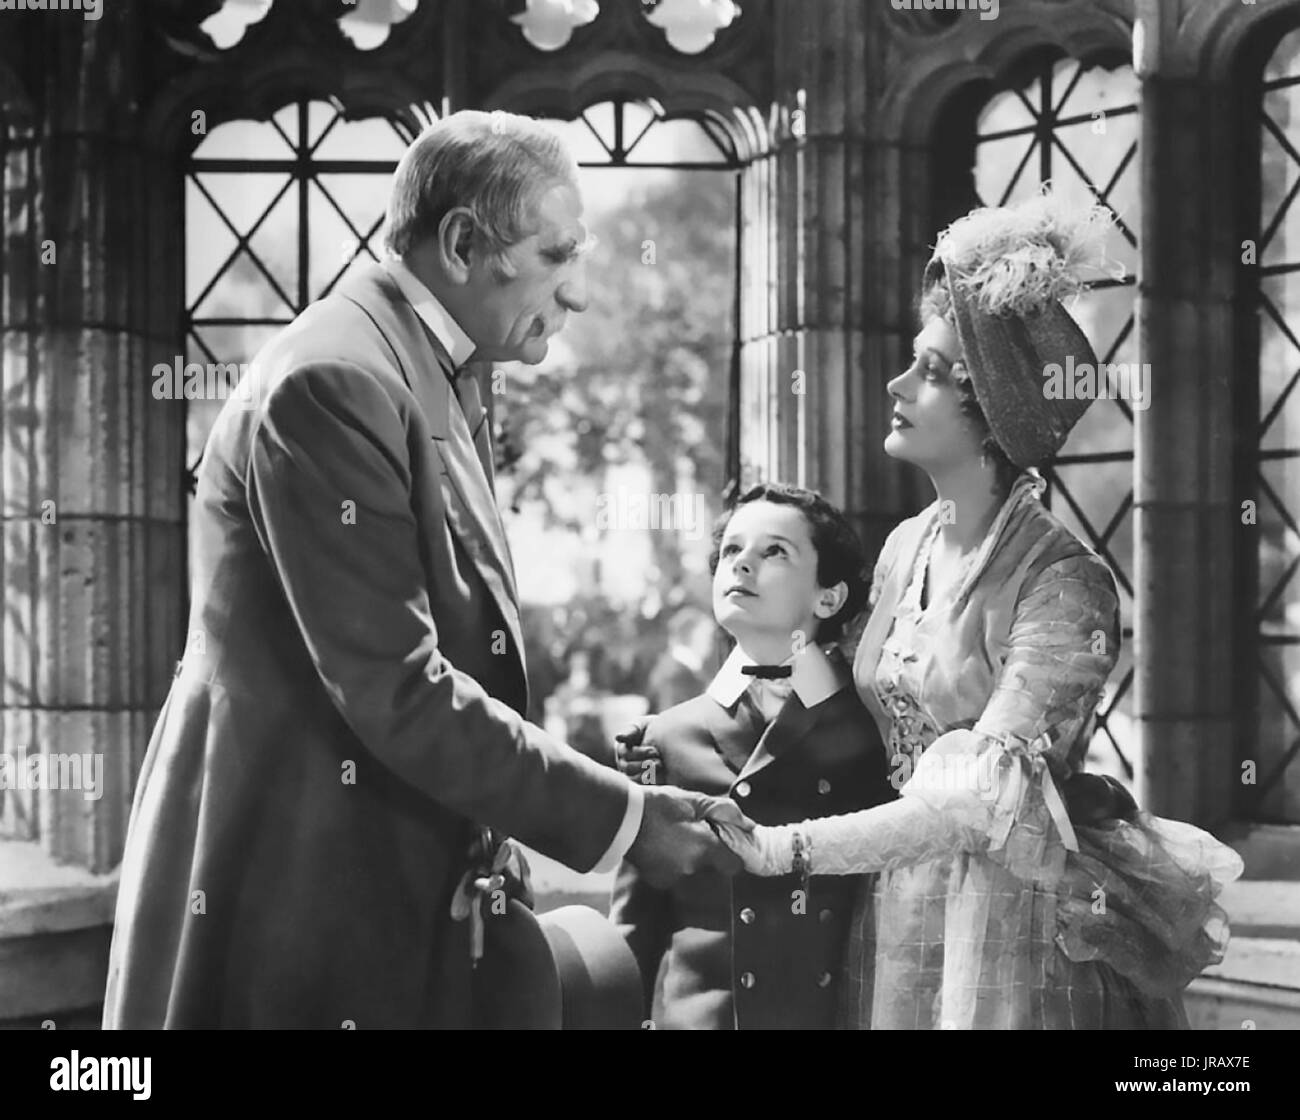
[102,263,630,1028]
[609,665,895,1030]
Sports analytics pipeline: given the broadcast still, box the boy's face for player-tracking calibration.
[711,500,846,656]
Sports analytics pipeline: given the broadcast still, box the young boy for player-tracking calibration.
[609,482,895,1030]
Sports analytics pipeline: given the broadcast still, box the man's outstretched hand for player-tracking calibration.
[626,784,755,888]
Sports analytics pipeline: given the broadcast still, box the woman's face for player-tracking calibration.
[884,316,986,471]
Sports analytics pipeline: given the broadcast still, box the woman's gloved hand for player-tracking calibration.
[709,814,796,877]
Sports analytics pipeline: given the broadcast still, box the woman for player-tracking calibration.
[697,194,1238,1028]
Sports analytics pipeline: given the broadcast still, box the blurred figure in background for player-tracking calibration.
[647,604,716,713]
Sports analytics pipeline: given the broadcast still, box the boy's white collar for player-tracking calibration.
[706,641,847,710]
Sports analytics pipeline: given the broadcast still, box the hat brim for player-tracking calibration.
[471,902,643,1030]
[472,898,564,1029]
[540,905,645,1030]
[924,256,1097,469]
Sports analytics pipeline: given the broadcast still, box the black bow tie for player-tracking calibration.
[740,664,793,680]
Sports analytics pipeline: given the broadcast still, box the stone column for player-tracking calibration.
[1,15,187,873]
[738,0,921,567]
[1132,6,1239,827]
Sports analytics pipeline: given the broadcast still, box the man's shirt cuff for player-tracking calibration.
[592,780,645,873]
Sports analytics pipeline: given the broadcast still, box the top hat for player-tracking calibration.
[471,901,644,1030]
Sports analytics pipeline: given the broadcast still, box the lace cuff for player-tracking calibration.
[719,795,969,877]
[720,730,1080,880]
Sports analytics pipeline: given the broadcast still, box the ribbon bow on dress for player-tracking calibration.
[981,731,1079,883]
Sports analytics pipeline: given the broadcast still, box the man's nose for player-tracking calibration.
[557,260,589,313]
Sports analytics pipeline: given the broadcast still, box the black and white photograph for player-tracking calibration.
[0,0,1296,1081]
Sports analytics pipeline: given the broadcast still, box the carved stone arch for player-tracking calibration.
[866,9,1136,278]
[139,0,451,156]
[1184,0,1300,832]
[880,6,1133,147]
[482,56,771,162]
[1176,0,1300,83]
[142,61,435,161]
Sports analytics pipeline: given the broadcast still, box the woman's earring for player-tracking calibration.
[980,450,989,470]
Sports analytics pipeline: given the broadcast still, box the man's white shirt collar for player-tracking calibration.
[706,642,847,711]
[383,256,476,370]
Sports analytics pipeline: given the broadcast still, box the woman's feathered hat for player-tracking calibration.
[922,192,1119,470]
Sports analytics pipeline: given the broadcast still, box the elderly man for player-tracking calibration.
[102,110,739,1029]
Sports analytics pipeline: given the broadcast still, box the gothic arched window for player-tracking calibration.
[494,98,740,616]
[182,94,740,669]
[1251,27,1300,824]
[972,55,1140,783]
[184,99,418,518]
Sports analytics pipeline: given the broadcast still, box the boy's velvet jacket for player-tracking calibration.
[610,650,895,1030]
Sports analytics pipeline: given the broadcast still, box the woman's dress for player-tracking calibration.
[817,474,1243,1029]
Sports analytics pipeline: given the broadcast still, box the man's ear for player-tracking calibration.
[437,207,476,284]
[814,580,849,619]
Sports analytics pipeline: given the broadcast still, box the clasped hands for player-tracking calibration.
[617,720,766,886]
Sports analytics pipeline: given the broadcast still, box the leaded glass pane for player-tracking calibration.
[1255,27,1300,821]
[973,58,1139,781]
[185,102,406,496]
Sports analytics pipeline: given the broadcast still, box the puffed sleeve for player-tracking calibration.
[903,552,1120,880]
[973,552,1119,753]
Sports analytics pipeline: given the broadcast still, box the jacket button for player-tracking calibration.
[739,907,756,925]
[817,778,831,795]
[817,972,833,988]
[735,781,752,798]
[819,908,833,923]
[739,972,756,989]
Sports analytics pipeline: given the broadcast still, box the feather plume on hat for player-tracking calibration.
[932,192,1121,318]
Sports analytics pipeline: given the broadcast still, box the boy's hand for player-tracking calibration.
[614,719,662,785]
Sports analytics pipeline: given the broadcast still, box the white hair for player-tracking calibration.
[383,110,578,271]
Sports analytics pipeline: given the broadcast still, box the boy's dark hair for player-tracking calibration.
[708,482,869,644]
